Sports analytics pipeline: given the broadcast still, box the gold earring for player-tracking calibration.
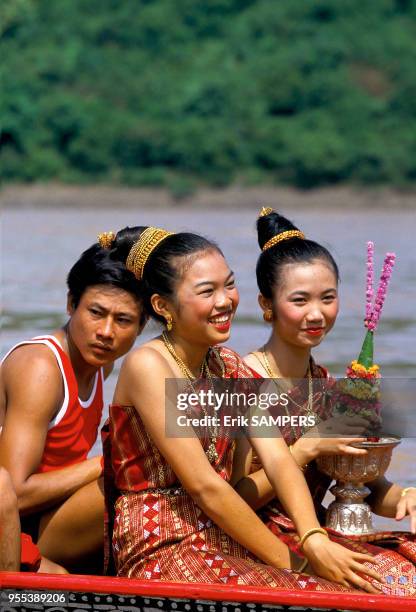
[263,310,273,323]
[165,314,173,332]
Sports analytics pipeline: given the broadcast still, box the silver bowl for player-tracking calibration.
[316,437,401,535]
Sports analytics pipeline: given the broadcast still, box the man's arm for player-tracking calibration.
[0,467,20,571]
[0,345,101,515]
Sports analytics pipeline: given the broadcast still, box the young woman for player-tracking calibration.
[236,208,416,596]
[0,227,147,572]
[105,226,382,593]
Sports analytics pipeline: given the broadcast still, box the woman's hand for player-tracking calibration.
[309,414,371,438]
[295,415,372,463]
[310,437,369,457]
[303,533,384,594]
[395,487,416,533]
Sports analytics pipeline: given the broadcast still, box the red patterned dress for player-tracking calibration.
[104,347,351,591]
[249,359,416,597]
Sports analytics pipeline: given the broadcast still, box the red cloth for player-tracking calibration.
[20,533,41,572]
[2,335,103,472]
[104,346,352,592]
[109,346,252,494]
[250,360,416,597]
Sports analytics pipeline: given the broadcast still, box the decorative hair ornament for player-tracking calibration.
[262,230,305,252]
[126,226,174,280]
[259,206,274,217]
[97,231,115,249]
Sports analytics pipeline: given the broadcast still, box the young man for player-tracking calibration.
[0,230,146,572]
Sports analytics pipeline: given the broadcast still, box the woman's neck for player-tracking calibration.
[263,333,311,380]
[163,332,209,378]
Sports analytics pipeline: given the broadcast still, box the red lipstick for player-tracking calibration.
[304,328,324,336]
[212,320,231,332]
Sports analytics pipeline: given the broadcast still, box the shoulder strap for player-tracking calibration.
[2,336,70,429]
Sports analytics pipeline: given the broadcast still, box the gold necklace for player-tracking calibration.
[162,332,205,379]
[162,332,219,463]
[261,347,314,417]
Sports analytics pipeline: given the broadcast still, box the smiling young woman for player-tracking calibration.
[103,225,385,594]
[235,208,416,597]
[259,259,339,354]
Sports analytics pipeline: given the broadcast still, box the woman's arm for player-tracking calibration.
[368,477,416,533]
[232,427,369,513]
[288,411,373,468]
[231,438,276,510]
[241,434,382,592]
[248,436,323,536]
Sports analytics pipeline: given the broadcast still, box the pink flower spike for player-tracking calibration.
[365,242,374,325]
[367,251,396,331]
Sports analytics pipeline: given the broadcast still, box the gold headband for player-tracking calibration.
[97,231,115,249]
[126,227,174,280]
[259,206,274,217]
[262,230,305,251]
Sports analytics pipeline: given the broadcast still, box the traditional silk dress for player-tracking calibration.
[249,359,416,597]
[103,347,352,591]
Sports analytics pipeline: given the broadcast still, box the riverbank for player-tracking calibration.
[2,183,416,210]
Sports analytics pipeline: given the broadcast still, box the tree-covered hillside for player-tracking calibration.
[2,0,416,190]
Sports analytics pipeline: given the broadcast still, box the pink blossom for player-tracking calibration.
[366,251,396,332]
[365,241,374,323]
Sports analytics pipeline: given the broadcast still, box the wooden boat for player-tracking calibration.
[1,571,415,611]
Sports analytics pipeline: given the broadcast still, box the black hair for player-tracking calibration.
[140,232,222,323]
[67,226,147,323]
[256,211,339,298]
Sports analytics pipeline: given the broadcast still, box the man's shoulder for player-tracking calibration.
[1,343,64,417]
[2,342,60,377]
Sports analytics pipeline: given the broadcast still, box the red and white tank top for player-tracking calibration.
[2,335,103,473]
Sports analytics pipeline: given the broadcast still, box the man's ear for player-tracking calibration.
[67,292,76,316]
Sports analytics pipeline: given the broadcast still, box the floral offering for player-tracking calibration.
[331,243,396,435]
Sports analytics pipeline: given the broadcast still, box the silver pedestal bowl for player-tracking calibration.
[316,437,401,535]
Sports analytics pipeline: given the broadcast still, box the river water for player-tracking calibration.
[1,207,415,530]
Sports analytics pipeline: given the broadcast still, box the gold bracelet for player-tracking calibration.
[401,486,416,498]
[299,527,329,550]
[289,445,308,472]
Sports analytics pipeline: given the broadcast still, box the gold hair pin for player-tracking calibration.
[259,206,274,217]
[97,231,115,249]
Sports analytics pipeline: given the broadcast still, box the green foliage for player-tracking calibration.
[2,0,416,188]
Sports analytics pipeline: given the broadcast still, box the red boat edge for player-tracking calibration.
[1,571,416,612]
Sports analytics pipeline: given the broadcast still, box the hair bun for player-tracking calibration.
[256,209,299,250]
